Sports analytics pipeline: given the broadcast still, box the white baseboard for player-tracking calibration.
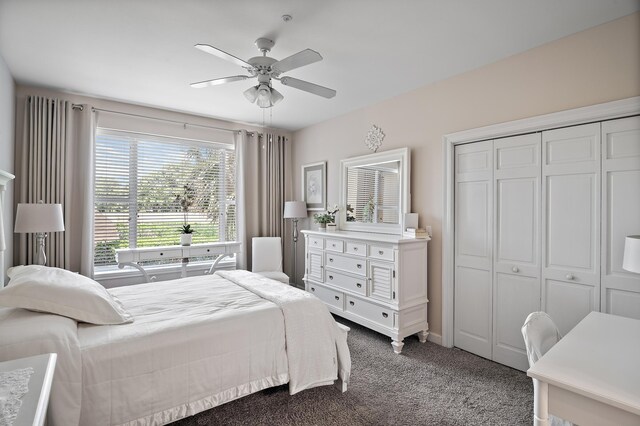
[427,332,442,346]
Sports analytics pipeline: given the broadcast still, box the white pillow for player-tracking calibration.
[1,265,133,325]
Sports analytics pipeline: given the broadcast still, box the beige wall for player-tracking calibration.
[291,13,640,340]
[0,52,15,285]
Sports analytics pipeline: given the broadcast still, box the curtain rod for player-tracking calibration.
[69,104,257,137]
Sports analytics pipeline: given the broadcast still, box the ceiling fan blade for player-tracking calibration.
[190,75,251,88]
[280,76,336,99]
[272,49,322,74]
[194,44,252,69]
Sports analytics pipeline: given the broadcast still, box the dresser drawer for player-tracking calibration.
[138,248,183,261]
[345,296,394,328]
[325,270,367,296]
[308,236,324,249]
[325,239,344,253]
[325,253,366,276]
[345,241,366,257]
[369,244,394,262]
[308,284,344,310]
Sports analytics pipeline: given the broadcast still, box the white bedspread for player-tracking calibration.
[216,270,351,394]
[78,274,289,426]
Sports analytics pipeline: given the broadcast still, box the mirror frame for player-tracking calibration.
[338,147,410,235]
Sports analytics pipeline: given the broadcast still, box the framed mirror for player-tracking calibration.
[339,147,410,235]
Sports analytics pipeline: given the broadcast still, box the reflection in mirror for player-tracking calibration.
[346,160,400,224]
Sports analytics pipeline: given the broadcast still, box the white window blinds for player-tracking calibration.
[94,129,236,268]
[346,167,399,224]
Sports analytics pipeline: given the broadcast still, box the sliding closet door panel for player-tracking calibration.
[493,134,541,371]
[601,116,640,319]
[454,140,493,359]
[542,123,600,335]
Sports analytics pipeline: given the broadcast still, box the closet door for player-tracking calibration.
[542,123,600,335]
[493,134,541,371]
[454,141,493,359]
[601,116,640,319]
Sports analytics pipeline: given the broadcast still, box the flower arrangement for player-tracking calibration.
[313,204,339,226]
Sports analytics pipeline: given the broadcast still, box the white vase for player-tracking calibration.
[326,223,337,232]
[180,234,192,246]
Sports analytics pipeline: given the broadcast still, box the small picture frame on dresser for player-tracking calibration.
[302,161,326,211]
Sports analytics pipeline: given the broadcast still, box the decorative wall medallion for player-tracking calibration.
[365,125,385,152]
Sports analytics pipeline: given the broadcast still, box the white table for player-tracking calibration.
[116,241,241,282]
[527,312,640,426]
[0,353,57,426]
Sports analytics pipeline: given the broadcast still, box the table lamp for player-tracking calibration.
[283,201,307,285]
[623,235,640,274]
[15,201,65,266]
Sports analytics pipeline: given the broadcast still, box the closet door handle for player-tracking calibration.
[565,274,574,280]
[512,266,519,273]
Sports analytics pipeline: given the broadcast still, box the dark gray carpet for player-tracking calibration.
[173,318,533,426]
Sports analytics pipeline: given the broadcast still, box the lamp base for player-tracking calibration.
[35,233,47,266]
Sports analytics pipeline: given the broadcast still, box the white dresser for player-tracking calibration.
[302,230,429,353]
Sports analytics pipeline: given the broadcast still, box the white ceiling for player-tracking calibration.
[1,1,638,131]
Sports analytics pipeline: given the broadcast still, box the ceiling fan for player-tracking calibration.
[191,37,336,108]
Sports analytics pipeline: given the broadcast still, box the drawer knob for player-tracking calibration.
[353,247,358,251]
[357,264,362,269]
[311,287,315,292]
[329,275,333,280]
[378,250,384,255]
[334,296,340,301]
[314,241,317,244]
[512,266,519,273]
[329,258,334,262]
[160,252,164,256]
[356,283,362,288]
[566,274,574,280]
[332,244,336,247]
[382,312,388,318]
[207,249,210,252]
[349,301,355,306]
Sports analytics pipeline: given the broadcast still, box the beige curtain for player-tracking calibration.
[17,97,70,268]
[258,133,287,237]
[240,132,289,271]
[16,95,95,273]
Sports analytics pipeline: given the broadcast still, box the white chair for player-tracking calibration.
[251,237,290,284]
[521,312,573,426]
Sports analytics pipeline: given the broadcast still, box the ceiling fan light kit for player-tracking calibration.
[192,37,336,108]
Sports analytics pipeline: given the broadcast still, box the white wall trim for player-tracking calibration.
[441,96,640,348]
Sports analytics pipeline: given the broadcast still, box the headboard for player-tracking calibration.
[0,169,15,287]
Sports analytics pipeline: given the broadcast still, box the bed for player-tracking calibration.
[0,269,351,426]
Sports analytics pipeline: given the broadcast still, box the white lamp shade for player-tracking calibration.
[283,201,307,219]
[623,235,640,274]
[14,203,65,233]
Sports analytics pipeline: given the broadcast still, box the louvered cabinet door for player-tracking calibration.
[307,251,324,282]
[493,133,542,371]
[542,123,601,336]
[454,140,493,359]
[601,116,640,319]
[369,261,394,302]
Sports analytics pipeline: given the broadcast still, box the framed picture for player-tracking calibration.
[302,161,326,211]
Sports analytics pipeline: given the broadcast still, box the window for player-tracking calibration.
[94,129,236,270]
